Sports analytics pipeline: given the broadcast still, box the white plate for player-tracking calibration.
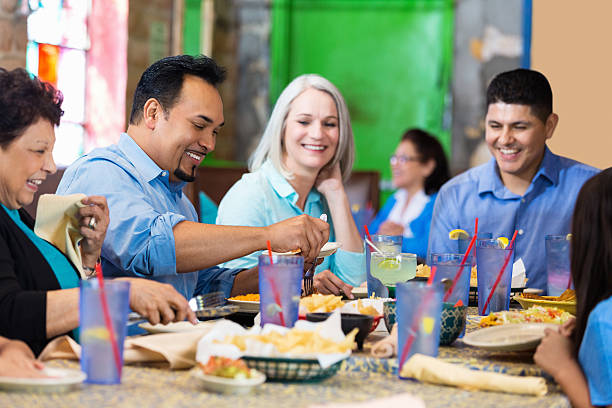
[523,288,544,295]
[138,321,214,334]
[192,368,266,394]
[463,323,559,351]
[271,242,341,258]
[226,299,260,313]
[0,367,86,393]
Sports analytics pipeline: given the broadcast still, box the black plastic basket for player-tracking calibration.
[242,356,343,383]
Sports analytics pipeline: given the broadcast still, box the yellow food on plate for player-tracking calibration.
[479,306,573,327]
[229,294,260,302]
[221,328,356,355]
[449,229,470,240]
[416,264,431,278]
[356,300,379,316]
[300,294,344,313]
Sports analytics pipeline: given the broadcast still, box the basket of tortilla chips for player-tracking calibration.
[196,313,355,382]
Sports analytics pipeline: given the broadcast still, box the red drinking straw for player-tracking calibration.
[266,240,286,326]
[398,265,438,371]
[481,230,518,314]
[443,218,478,303]
[363,224,378,252]
[94,263,122,379]
[566,235,572,290]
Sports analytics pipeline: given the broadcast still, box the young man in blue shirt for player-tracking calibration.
[428,69,599,292]
[57,55,329,302]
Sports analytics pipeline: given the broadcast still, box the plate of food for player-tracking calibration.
[0,367,86,393]
[463,323,559,351]
[138,321,214,334]
[193,356,265,394]
[514,289,576,315]
[478,305,574,327]
[227,294,260,313]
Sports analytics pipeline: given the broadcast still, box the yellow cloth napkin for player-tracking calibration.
[39,323,214,370]
[370,323,397,358]
[400,354,548,396]
[34,193,87,278]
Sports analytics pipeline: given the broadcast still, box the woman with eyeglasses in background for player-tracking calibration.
[369,129,450,261]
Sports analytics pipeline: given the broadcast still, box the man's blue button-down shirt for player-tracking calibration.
[56,133,241,299]
[427,147,599,292]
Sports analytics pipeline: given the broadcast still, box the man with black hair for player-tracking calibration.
[58,55,329,300]
[428,68,599,292]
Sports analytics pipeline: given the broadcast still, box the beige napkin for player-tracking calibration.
[308,393,425,408]
[39,327,213,370]
[370,323,397,358]
[400,354,548,396]
[34,193,87,278]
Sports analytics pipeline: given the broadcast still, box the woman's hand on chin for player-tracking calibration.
[315,162,344,197]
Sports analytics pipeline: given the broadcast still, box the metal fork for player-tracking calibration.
[303,213,327,296]
[303,262,316,296]
[190,291,226,311]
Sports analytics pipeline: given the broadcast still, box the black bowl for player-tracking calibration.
[305,312,374,350]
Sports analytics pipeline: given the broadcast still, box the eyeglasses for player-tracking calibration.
[390,154,420,165]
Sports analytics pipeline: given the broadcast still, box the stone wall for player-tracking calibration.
[125,0,174,124]
[0,0,27,70]
[452,0,523,173]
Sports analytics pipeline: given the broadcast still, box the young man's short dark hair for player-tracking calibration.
[486,68,553,123]
[129,55,227,125]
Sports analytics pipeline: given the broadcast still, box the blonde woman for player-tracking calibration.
[217,74,364,297]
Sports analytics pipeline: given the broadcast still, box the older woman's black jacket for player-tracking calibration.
[0,206,79,355]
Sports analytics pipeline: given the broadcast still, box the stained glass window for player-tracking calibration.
[27,1,127,166]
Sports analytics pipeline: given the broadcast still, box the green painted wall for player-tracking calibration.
[271,0,454,201]
[183,0,201,55]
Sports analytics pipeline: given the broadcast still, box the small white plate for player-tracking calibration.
[463,323,559,351]
[226,299,260,313]
[0,367,86,393]
[138,321,214,334]
[192,368,266,394]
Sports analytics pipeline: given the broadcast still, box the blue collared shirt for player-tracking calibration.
[427,147,599,291]
[216,161,366,286]
[56,133,241,299]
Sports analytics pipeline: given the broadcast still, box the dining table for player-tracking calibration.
[0,308,570,408]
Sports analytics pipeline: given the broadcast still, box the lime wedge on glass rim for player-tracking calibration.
[496,236,509,249]
[448,229,470,240]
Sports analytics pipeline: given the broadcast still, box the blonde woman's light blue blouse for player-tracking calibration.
[216,161,365,286]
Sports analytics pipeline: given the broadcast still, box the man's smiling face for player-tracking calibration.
[485,102,557,183]
[150,75,224,183]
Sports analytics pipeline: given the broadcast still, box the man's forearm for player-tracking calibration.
[229,267,259,297]
[173,221,266,273]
